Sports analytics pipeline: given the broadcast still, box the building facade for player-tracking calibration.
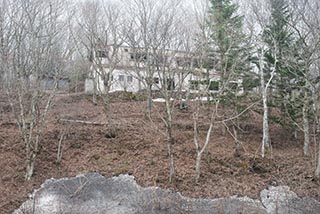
[85,45,242,95]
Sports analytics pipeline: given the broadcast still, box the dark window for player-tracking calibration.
[209,81,219,91]
[127,76,133,82]
[119,75,124,82]
[88,51,94,62]
[167,78,175,90]
[193,59,200,68]
[229,82,238,90]
[96,50,107,58]
[103,77,108,86]
[103,74,113,85]
[153,77,160,84]
[124,48,128,52]
[130,52,147,62]
[189,80,200,90]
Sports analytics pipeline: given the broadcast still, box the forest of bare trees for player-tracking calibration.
[1,0,320,191]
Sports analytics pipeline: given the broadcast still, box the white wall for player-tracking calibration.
[84,68,196,94]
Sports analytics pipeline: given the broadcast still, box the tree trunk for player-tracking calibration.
[315,140,320,177]
[260,51,270,158]
[195,152,201,182]
[262,92,270,158]
[303,102,310,156]
[193,103,201,183]
[165,99,175,183]
[195,121,214,183]
[146,83,152,119]
[25,160,35,181]
[56,132,65,164]
[185,88,190,109]
[25,150,36,181]
[92,74,97,105]
[92,71,99,105]
[103,93,115,136]
[168,135,175,183]
[233,125,241,157]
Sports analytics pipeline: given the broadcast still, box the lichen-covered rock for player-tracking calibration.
[260,186,320,214]
[14,173,320,214]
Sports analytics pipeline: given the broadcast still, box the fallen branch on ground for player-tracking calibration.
[58,119,107,126]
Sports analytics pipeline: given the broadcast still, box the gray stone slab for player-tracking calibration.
[14,173,320,214]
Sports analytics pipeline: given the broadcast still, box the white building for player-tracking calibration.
[85,45,243,95]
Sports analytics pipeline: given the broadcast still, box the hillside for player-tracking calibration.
[0,92,319,213]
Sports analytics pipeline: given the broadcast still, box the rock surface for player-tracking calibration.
[14,173,320,214]
[260,186,320,214]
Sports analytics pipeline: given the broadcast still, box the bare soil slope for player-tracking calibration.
[0,92,319,213]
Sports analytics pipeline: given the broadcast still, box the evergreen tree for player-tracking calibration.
[207,0,251,156]
[208,0,249,84]
[263,0,303,135]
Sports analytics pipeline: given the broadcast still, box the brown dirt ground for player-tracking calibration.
[0,92,319,213]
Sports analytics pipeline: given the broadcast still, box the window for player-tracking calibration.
[103,76,108,86]
[209,81,219,91]
[119,75,124,82]
[130,52,147,62]
[88,51,94,62]
[96,50,107,58]
[103,74,113,85]
[189,80,200,90]
[167,78,175,90]
[153,77,160,84]
[127,75,133,82]
[192,59,200,68]
[124,48,129,52]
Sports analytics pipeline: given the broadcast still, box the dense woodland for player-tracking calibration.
[0,0,320,211]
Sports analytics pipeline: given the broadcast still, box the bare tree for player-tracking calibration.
[2,0,71,180]
[123,0,196,182]
[287,0,320,176]
[157,33,195,183]
[287,0,320,157]
[124,0,164,118]
[75,0,128,136]
[258,47,277,158]
[192,0,252,182]
[247,0,277,158]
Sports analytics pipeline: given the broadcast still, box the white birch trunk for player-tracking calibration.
[259,50,270,158]
[194,98,215,183]
[165,98,175,183]
[259,47,277,158]
[195,122,214,182]
[303,103,310,156]
[25,157,35,181]
[261,90,270,158]
[93,82,97,104]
